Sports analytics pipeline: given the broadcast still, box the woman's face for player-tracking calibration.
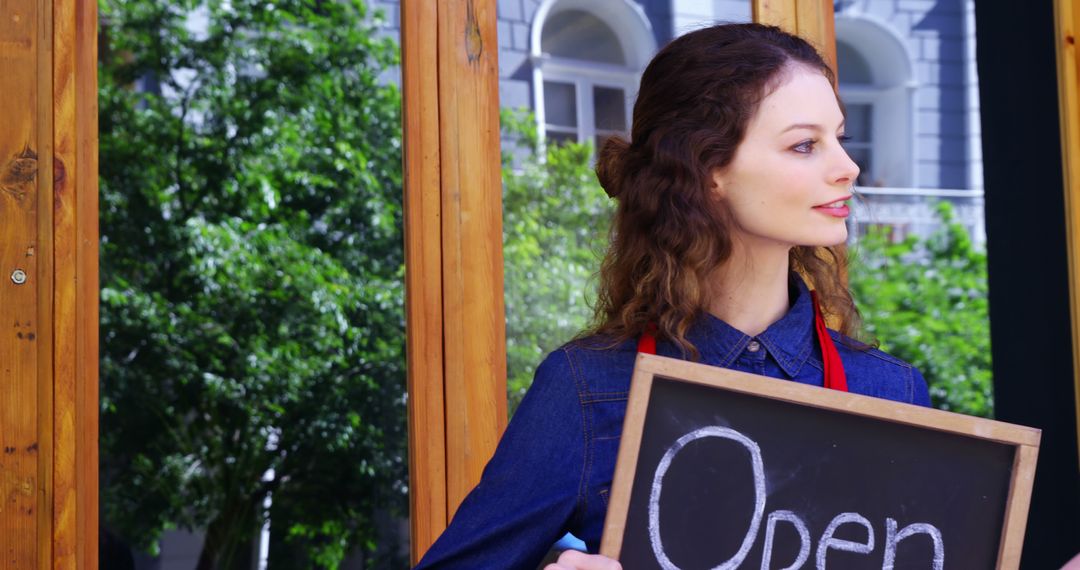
[713,65,859,252]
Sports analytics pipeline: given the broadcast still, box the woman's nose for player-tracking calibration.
[833,145,860,186]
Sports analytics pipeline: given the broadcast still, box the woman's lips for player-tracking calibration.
[813,196,852,218]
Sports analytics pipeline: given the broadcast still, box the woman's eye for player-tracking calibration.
[838,134,853,144]
[792,140,816,154]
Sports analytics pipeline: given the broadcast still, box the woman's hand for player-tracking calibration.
[544,550,622,570]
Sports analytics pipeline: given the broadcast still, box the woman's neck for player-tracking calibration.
[706,241,792,337]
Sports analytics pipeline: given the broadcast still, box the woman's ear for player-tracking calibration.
[709,168,727,199]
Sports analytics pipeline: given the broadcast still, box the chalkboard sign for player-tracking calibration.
[599,354,1041,569]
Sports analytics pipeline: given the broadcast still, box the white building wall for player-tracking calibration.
[670,0,751,34]
[377,0,981,193]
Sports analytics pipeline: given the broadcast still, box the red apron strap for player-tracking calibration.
[810,290,848,392]
[637,322,658,354]
[636,292,848,392]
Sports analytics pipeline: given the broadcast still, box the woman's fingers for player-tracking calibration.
[543,550,623,570]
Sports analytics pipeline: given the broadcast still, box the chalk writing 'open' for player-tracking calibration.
[647,426,946,570]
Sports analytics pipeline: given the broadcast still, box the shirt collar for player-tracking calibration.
[681,274,816,377]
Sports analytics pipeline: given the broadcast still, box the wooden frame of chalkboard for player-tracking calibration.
[599,353,1041,569]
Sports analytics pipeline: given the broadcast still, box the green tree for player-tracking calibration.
[849,202,993,417]
[501,111,613,409]
[98,0,407,567]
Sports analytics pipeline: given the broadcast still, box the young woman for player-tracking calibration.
[414,22,930,570]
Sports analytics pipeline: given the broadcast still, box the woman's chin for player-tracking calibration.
[800,230,849,248]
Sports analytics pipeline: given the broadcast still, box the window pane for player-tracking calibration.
[544,81,577,128]
[837,40,874,85]
[845,145,873,186]
[845,103,873,142]
[593,86,627,132]
[546,131,577,147]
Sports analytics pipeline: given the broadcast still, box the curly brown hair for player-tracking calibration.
[589,22,863,358]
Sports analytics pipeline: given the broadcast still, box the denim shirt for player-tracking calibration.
[414,278,930,569]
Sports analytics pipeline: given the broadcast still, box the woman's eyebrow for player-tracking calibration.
[780,120,847,134]
[781,123,823,133]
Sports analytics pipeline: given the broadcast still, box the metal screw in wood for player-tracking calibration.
[11,269,27,285]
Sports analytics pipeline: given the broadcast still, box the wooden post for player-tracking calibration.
[0,0,48,563]
[753,0,798,36]
[401,0,447,561]
[0,0,98,566]
[1053,0,1080,465]
[753,0,837,74]
[402,0,507,563]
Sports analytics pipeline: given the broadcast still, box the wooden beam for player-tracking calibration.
[435,0,507,520]
[402,0,448,562]
[403,0,507,563]
[753,0,797,35]
[51,0,98,564]
[75,0,99,565]
[1,0,46,564]
[753,0,838,78]
[53,0,79,562]
[795,0,837,75]
[0,0,97,564]
[1053,0,1080,466]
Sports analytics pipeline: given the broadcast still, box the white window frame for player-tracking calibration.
[838,81,918,188]
[530,0,656,148]
[835,13,918,188]
[540,59,637,147]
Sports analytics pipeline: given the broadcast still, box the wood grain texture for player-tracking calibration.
[635,354,1041,445]
[403,0,507,562]
[34,0,57,566]
[752,0,797,34]
[598,353,656,560]
[50,0,100,564]
[437,0,507,519]
[754,0,836,69]
[795,0,837,76]
[401,0,449,563]
[1053,0,1080,467]
[51,0,78,564]
[1,0,43,564]
[74,0,99,566]
[997,444,1040,569]
[2,0,97,564]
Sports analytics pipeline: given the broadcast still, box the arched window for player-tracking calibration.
[835,14,917,187]
[530,0,656,149]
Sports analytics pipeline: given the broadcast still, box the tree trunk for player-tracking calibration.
[195,516,228,570]
[195,499,258,570]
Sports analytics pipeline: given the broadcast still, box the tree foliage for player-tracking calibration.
[849,202,993,417]
[501,111,613,409]
[98,0,407,566]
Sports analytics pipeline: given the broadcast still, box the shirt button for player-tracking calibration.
[747,340,761,352]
